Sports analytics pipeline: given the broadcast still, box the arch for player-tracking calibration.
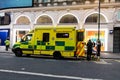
[84,12,108,24]
[35,14,53,25]
[58,13,79,24]
[15,15,31,24]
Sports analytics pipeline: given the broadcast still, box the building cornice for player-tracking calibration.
[0,3,120,13]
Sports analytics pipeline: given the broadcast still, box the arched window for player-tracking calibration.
[16,16,30,25]
[85,13,106,24]
[36,15,52,24]
[59,14,77,23]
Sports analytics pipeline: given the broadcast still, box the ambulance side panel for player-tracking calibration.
[34,28,55,55]
[54,28,76,57]
[33,27,76,57]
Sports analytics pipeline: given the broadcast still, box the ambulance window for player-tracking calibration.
[77,32,84,41]
[26,34,32,41]
[21,34,32,42]
[43,33,49,42]
[56,33,69,38]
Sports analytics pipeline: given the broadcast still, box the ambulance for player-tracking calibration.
[12,26,85,59]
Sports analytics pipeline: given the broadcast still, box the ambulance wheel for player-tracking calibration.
[53,51,62,59]
[26,54,31,57]
[15,49,22,57]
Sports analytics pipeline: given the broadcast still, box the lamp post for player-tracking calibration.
[97,0,101,61]
[98,0,100,41]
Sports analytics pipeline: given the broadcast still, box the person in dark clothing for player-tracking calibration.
[86,39,93,61]
[96,39,101,61]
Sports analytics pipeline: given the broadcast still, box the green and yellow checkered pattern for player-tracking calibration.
[34,40,75,51]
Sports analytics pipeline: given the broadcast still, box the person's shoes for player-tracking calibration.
[97,56,100,61]
[87,59,91,61]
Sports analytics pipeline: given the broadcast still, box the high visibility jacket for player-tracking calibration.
[4,40,10,46]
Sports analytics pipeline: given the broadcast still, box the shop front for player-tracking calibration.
[85,29,108,51]
[12,25,31,45]
[0,29,10,46]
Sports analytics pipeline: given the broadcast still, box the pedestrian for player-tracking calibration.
[4,38,10,51]
[86,39,93,61]
[96,39,101,61]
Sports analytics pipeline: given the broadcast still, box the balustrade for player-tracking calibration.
[33,0,117,7]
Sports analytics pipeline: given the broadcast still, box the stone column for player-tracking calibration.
[10,12,14,47]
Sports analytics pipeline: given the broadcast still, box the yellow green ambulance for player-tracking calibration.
[12,26,85,59]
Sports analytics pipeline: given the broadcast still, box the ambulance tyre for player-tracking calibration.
[26,54,31,57]
[53,51,62,59]
[15,48,22,57]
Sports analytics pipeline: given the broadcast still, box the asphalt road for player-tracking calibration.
[0,53,120,80]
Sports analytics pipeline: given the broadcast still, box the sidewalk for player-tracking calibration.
[0,46,12,53]
[100,52,120,59]
[0,46,120,59]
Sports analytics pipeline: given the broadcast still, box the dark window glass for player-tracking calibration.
[56,33,69,38]
[21,34,32,42]
[0,13,11,25]
[43,33,49,42]
[115,0,120,2]
[85,16,97,23]
[77,32,84,41]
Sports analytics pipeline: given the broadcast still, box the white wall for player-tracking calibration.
[2,8,115,52]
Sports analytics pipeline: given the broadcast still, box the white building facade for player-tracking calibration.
[0,0,120,52]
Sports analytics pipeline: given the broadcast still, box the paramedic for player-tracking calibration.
[4,38,10,51]
[86,39,93,61]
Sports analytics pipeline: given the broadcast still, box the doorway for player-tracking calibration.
[0,29,10,46]
[113,27,120,53]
